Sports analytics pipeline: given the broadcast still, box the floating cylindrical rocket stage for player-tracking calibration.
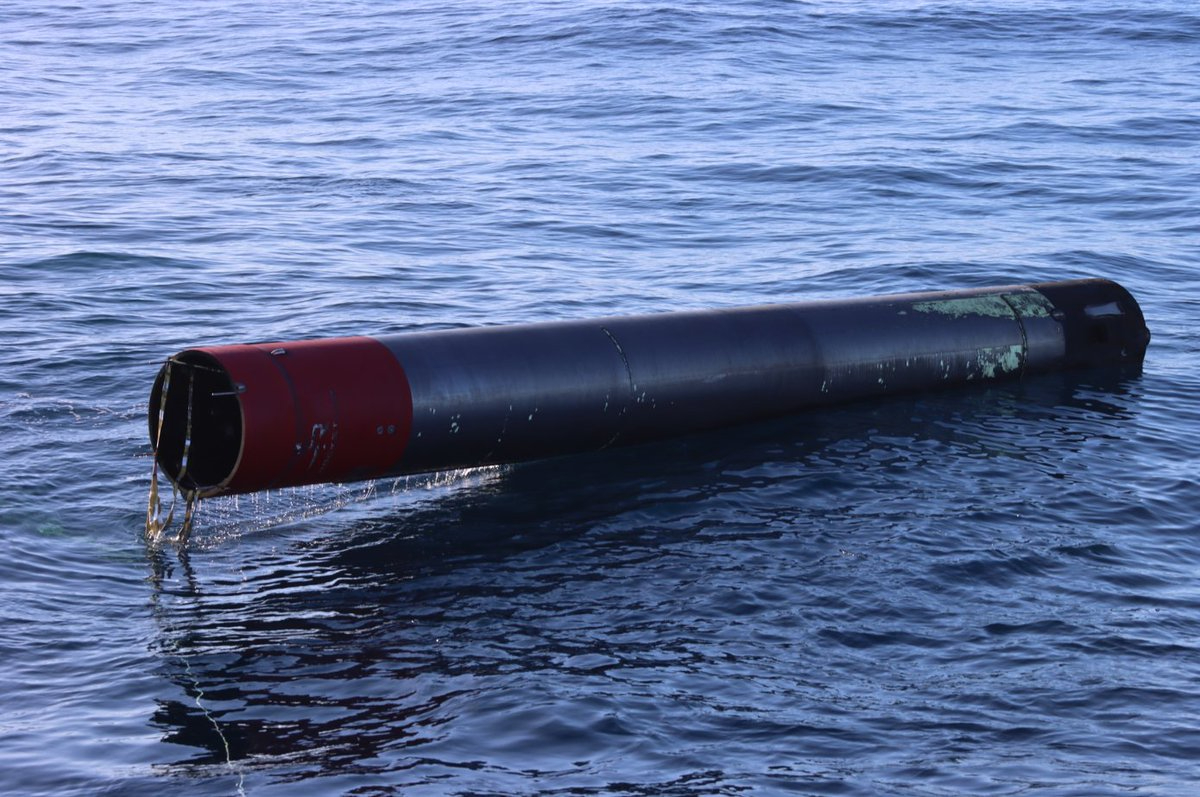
[148,278,1148,498]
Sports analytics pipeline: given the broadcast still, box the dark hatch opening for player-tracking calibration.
[148,352,242,492]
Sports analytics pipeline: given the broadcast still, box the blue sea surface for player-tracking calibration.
[2,1,1199,794]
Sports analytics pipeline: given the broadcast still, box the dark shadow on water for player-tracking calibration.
[319,364,1144,562]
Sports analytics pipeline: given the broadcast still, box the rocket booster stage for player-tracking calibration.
[148,279,1149,498]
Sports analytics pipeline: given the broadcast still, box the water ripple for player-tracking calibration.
[2,0,1200,794]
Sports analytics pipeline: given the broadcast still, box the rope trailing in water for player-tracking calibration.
[146,360,175,540]
[175,363,199,544]
[146,359,199,544]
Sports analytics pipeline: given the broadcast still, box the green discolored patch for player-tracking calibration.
[977,343,1024,379]
[1001,290,1055,318]
[910,295,1015,319]
[908,290,1055,321]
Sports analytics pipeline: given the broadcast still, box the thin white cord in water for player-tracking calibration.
[178,652,247,796]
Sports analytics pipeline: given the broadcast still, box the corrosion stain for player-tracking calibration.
[977,343,1024,379]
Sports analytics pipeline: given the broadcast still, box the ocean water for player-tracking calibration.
[2,1,1199,794]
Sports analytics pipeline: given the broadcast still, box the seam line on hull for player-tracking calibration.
[999,293,1031,379]
[263,349,306,491]
[599,326,635,449]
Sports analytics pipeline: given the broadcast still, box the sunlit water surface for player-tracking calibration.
[2,1,1199,794]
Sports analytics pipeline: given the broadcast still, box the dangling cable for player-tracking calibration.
[147,361,203,544]
[174,368,199,545]
[176,489,199,545]
[146,360,177,540]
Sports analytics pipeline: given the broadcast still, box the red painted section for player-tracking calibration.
[200,336,412,493]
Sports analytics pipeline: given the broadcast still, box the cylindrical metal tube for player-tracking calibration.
[148,278,1149,498]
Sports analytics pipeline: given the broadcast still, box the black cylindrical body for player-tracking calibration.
[148,279,1149,497]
